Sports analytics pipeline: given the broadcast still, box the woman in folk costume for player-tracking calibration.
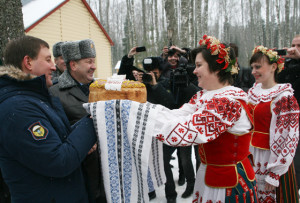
[248,46,300,202]
[153,35,258,202]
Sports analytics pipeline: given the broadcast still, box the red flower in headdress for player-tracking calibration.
[216,59,225,64]
[210,45,218,53]
[219,49,227,58]
[278,57,285,64]
[198,35,231,71]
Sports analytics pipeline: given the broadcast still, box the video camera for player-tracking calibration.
[170,62,197,88]
[170,63,189,88]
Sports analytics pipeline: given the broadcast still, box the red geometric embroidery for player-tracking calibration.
[280,158,287,164]
[273,95,299,115]
[269,171,280,180]
[192,98,242,140]
[156,134,164,142]
[165,122,198,146]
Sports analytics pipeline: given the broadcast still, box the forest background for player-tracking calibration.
[89,0,300,69]
[1,0,300,69]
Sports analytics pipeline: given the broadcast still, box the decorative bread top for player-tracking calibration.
[90,79,146,89]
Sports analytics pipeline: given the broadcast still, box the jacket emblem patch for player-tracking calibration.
[28,122,48,140]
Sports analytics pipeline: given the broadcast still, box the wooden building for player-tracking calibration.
[22,0,114,78]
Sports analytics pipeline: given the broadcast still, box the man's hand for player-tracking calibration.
[285,47,300,59]
[169,45,186,54]
[148,71,157,86]
[128,47,138,58]
[88,143,97,155]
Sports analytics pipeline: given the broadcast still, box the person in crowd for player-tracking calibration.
[117,46,145,81]
[50,39,96,125]
[161,46,200,201]
[161,46,188,79]
[160,45,170,60]
[51,41,66,84]
[278,35,300,190]
[118,47,178,202]
[0,35,97,202]
[248,45,299,202]
[49,39,106,203]
[152,35,257,202]
[230,43,255,92]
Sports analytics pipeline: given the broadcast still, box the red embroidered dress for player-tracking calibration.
[248,83,299,202]
[154,86,257,202]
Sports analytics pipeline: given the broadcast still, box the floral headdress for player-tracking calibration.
[198,35,238,75]
[252,45,285,73]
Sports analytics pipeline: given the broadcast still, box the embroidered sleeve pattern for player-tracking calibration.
[266,94,300,187]
[156,98,243,146]
[188,91,203,105]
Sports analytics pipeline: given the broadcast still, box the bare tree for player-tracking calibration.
[284,0,290,46]
[105,0,110,33]
[222,0,230,42]
[88,0,300,70]
[154,0,159,48]
[129,0,137,46]
[142,0,147,43]
[180,0,189,47]
[189,0,195,47]
[275,0,282,48]
[248,0,255,47]
[165,0,178,45]
[254,1,263,44]
[195,0,202,46]
[98,0,103,23]
[202,0,208,34]
[265,0,270,47]
[0,0,24,63]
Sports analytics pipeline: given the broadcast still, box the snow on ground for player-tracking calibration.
[151,148,196,203]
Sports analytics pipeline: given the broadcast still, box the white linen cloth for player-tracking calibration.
[84,100,166,203]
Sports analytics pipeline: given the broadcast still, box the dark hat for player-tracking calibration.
[61,39,96,63]
[143,57,163,71]
[52,42,64,57]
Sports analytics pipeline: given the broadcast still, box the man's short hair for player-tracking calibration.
[4,35,49,69]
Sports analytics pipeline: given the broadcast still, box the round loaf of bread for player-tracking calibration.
[89,79,147,103]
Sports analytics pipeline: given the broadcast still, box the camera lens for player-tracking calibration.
[142,73,153,84]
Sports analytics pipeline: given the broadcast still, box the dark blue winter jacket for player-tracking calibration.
[0,66,97,203]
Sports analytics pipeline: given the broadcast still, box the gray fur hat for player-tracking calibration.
[61,39,96,63]
[52,42,64,57]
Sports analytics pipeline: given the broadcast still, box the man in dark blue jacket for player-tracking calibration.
[0,35,97,202]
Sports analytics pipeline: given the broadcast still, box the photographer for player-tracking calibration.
[117,47,142,81]
[160,47,200,202]
[118,47,177,201]
[133,57,177,108]
[161,48,199,108]
[118,46,176,108]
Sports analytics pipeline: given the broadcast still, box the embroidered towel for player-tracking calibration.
[84,100,166,203]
